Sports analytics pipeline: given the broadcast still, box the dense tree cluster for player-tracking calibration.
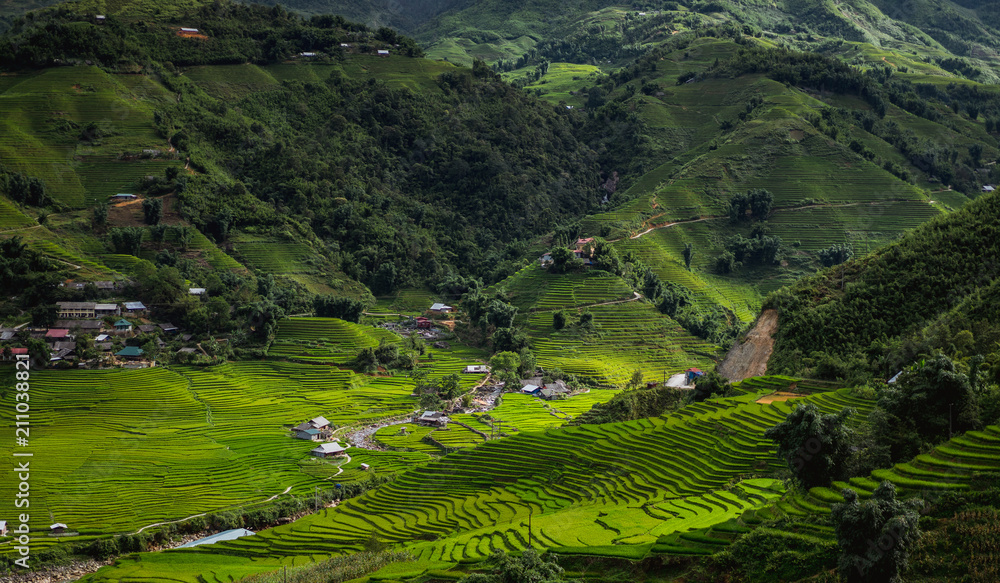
[159,57,607,292]
[0,165,48,207]
[765,403,854,488]
[0,2,421,69]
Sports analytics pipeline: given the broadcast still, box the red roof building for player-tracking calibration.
[45,329,70,339]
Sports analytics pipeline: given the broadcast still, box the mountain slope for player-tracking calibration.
[765,188,1000,380]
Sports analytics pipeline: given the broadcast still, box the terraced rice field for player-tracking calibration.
[652,422,1000,556]
[82,387,874,581]
[767,201,941,254]
[526,301,718,386]
[232,238,316,274]
[488,391,620,433]
[0,67,171,208]
[184,64,281,100]
[270,317,403,364]
[0,362,414,534]
[494,265,636,313]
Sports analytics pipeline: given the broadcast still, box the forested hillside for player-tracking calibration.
[766,189,1000,382]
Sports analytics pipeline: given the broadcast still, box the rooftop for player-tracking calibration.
[116,346,144,357]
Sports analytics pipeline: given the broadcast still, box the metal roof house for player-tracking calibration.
[311,442,347,458]
[429,303,453,313]
[123,301,147,313]
[116,346,144,359]
[309,416,331,429]
[464,365,489,374]
[295,428,322,441]
[415,411,450,428]
[56,302,96,319]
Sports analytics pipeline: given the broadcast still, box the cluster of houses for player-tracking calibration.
[291,416,348,459]
[0,295,199,367]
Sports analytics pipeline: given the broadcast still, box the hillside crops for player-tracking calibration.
[80,384,873,582]
[526,302,718,386]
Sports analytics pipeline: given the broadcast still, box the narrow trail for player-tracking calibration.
[136,513,207,534]
[611,199,922,243]
[323,454,351,479]
[264,486,293,502]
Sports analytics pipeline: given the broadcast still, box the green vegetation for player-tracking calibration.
[5,0,1000,580]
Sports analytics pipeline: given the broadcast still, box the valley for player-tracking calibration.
[0,0,999,581]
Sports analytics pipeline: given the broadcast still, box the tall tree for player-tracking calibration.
[142,198,163,225]
[832,482,921,583]
[765,403,854,488]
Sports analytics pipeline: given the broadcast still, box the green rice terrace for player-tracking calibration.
[78,379,887,582]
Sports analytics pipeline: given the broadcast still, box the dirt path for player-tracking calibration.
[717,308,779,382]
[610,200,915,243]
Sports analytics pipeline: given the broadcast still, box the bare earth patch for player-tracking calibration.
[717,308,779,382]
[756,392,801,404]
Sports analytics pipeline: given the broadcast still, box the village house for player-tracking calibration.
[116,346,144,360]
[539,384,570,400]
[114,319,133,333]
[159,323,179,334]
[177,27,201,38]
[94,303,120,317]
[50,523,68,534]
[45,329,71,342]
[309,416,331,430]
[5,348,28,361]
[110,194,136,202]
[56,302,96,319]
[983,185,995,192]
[124,301,147,315]
[299,52,318,58]
[295,428,323,441]
[94,14,106,24]
[463,365,489,374]
[188,288,206,296]
[310,442,347,458]
[377,49,390,57]
[0,520,7,536]
[415,316,432,329]
[415,411,450,428]
[95,281,117,291]
[55,320,104,333]
[138,324,158,334]
[574,237,595,258]
[685,368,705,384]
[521,383,541,395]
[429,303,453,313]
